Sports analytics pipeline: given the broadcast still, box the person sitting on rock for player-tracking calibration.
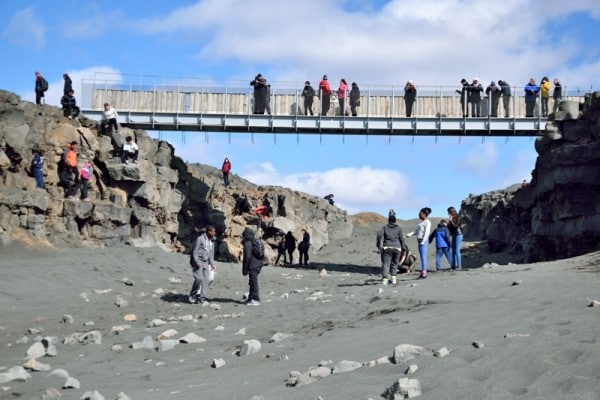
[324,193,334,205]
[122,136,139,164]
[262,195,272,217]
[254,205,268,222]
[101,102,119,135]
[60,90,80,119]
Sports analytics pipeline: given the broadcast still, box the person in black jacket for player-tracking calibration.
[485,81,501,117]
[34,71,48,105]
[552,78,562,114]
[250,74,267,114]
[376,213,405,285]
[404,80,417,117]
[298,228,311,266]
[284,231,297,265]
[456,78,470,117]
[63,73,73,95]
[302,81,315,115]
[61,90,80,119]
[468,78,483,117]
[349,82,361,116]
[498,80,512,118]
[242,227,263,305]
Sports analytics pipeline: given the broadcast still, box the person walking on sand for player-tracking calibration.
[298,228,311,266]
[376,212,405,286]
[284,231,297,265]
[428,220,452,271]
[242,227,263,306]
[447,206,464,270]
[406,207,432,279]
[189,226,216,305]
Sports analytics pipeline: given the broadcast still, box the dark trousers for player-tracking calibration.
[525,101,536,117]
[286,248,294,264]
[304,100,313,116]
[275,250,286,264]
[338,98,346,116]
[248,265,262,301]
[101,118,118,135]
[490,99,499,117]
[471,101,481,117]
[80,180,90,199]
[63,106,80,118]
[34,168,44,188]
[223,172,230,186]
[350,102,358,116]
[321,96,330,116]
[541,97,549,117]
[65,181,79,198]
[299,245,309,265]
[35,91,44,105]
[381,248,400,278]
[122,150,139,163]
[405,100,415,117]
[503,96,511,117]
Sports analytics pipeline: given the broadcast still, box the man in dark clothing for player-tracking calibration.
[485,81,501,117]
[324,194,334,205]
[468,78,483,117]
[552,78,562,114]
[456,78,470,117]
[60,165,79,199]
[302,81,315,116]
[404,81,417,117]
[376,214,405,285]
[298,228,311,266]
[284,231,297,265]
[34,71,48,105]
[319,75,332,116]
[63,73,73,95]
[349,82,361,116]
[498,80,512,117]
[524,78,540,118]
[242,228,263,305]
[61,90,80,119]
[250,74,267,114]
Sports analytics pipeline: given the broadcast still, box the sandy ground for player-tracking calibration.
[1,220,599,400]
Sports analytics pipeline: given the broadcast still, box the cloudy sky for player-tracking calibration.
[2,0,599,218]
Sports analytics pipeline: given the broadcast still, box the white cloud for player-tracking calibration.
[2,7,45,49]
[458,141,498,174]
[243,163,413,214]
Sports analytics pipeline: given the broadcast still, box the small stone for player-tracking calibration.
[280,293,289,299]
[378,288,384,294]
[16,336,29,344]
[79,390,105,400]
[319,269,328,277]
[212,358,226,368]
[210,303,221,310]
[178,333,206,344]
[42,387,62,399]
[111,325,131,334]
[62,315,74,324]
[83,321,94,326]
[511,280,522,286]
[0,366,31,383]
[157,339,178,352]
[111,345,123,352]
[79,293,90,302]
[434,347,450,357]
[62,376,80,389]
[130,336,155,350]
[214,325,225,331]
[148,319,166,327]
[115,296,129,307]
[383,377,422,399]
[154,288,165,295]
[48,369,70,379]
[504,333,530,338]
[178,314,194,321]
[115,392,131,400]
[332,360,362,374]
[472,341,485,349]
[235,328,246,336]
[63,336,77,346]
[121,278,135,286]
[94,289,112,294]
[168,277,182,283]
[393,344,430,363]
[308,366,331,378]
[123,314,137,322]
[78,331,102,345]
[239,339,261,356]
[23,358,51,372]
[405,364,419,374]
[157,329,178,340]
[268,332,291,343]
[586,298,600,307]
[26,341,46,359]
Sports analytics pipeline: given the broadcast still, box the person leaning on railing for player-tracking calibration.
[552,78,562,114]
[498,80,511,118]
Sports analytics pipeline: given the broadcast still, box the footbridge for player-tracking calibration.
[79,75,590,136]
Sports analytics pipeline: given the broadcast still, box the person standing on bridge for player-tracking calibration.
[337,79,348,116]
[250,74,268,114]
[468,78,483,117]
[349,82,360,116]
[404,80,417,117]
[302,81,315,115]
[319,75,332,116]
[456,78,470,117]
[101,102,119,135]
[498,80,512,118]
[524,78,540,117]
[540,76,551,117]
[485,81,501,117]
[552,78,562,114]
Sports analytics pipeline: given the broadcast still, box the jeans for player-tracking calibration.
[450,234,463,268]
[80,180,90,199]
[248,265,262,301]
[418,242,428,272]
[34,168,44,188]
[304,100,313,116]
[436,247,452,270]
[222,172,229,186]
[541,97,549,117]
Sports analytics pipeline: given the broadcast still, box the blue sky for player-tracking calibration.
[2,0,599,218]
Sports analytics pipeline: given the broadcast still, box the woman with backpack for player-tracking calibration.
[221,157,231,187]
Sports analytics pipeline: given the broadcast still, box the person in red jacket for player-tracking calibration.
[319,75,332,116]
[221,157,231,187]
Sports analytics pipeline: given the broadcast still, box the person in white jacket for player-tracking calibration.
[101,102,119,135]
[406,207,432,279]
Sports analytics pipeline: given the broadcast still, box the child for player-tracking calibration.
[80,161,92,201]
[122,136,139,164]
[429,220,452,271]
[406,207,432,279]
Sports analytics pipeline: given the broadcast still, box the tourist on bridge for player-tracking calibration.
[456,78,470,117]
[63,73,73,95]
[349,82,360,116]
[337,79,349,116]
[319,75,332,116]
[265,82,272,115]
[404,80,417,117]
[485,81,501,117]
[302,81,315,115]
[101,102,119,135]
[524,78,540,117]
[250,73,268,114]
[498,80,511,118]
[468,78,483,117]
[552,78,562,114]
[540,76,551,117]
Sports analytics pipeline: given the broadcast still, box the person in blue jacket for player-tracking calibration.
[524,78,540,117]
[428,220,452,271]
[32,149,45,188]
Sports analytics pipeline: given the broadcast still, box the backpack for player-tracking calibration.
[41,78,49,92]
[251,238,264,260]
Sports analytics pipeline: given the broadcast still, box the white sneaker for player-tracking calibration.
[391,277,397,285]
[382,278,389,286]
[246,300,260,306]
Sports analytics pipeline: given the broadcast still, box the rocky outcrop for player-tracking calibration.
[0,90,352,261]
[461,94,600,261]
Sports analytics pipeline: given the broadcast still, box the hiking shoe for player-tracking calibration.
[391,276,397,285]
[417,273,427,280]
[382,278,389,286]
[188,297,198,304]
[246,300,260,306]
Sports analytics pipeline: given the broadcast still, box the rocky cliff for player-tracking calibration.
[0,90,352,261]
[460,93,600,261]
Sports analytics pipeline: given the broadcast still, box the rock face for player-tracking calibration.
[0,90,352,260]
[461,94,600,261]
